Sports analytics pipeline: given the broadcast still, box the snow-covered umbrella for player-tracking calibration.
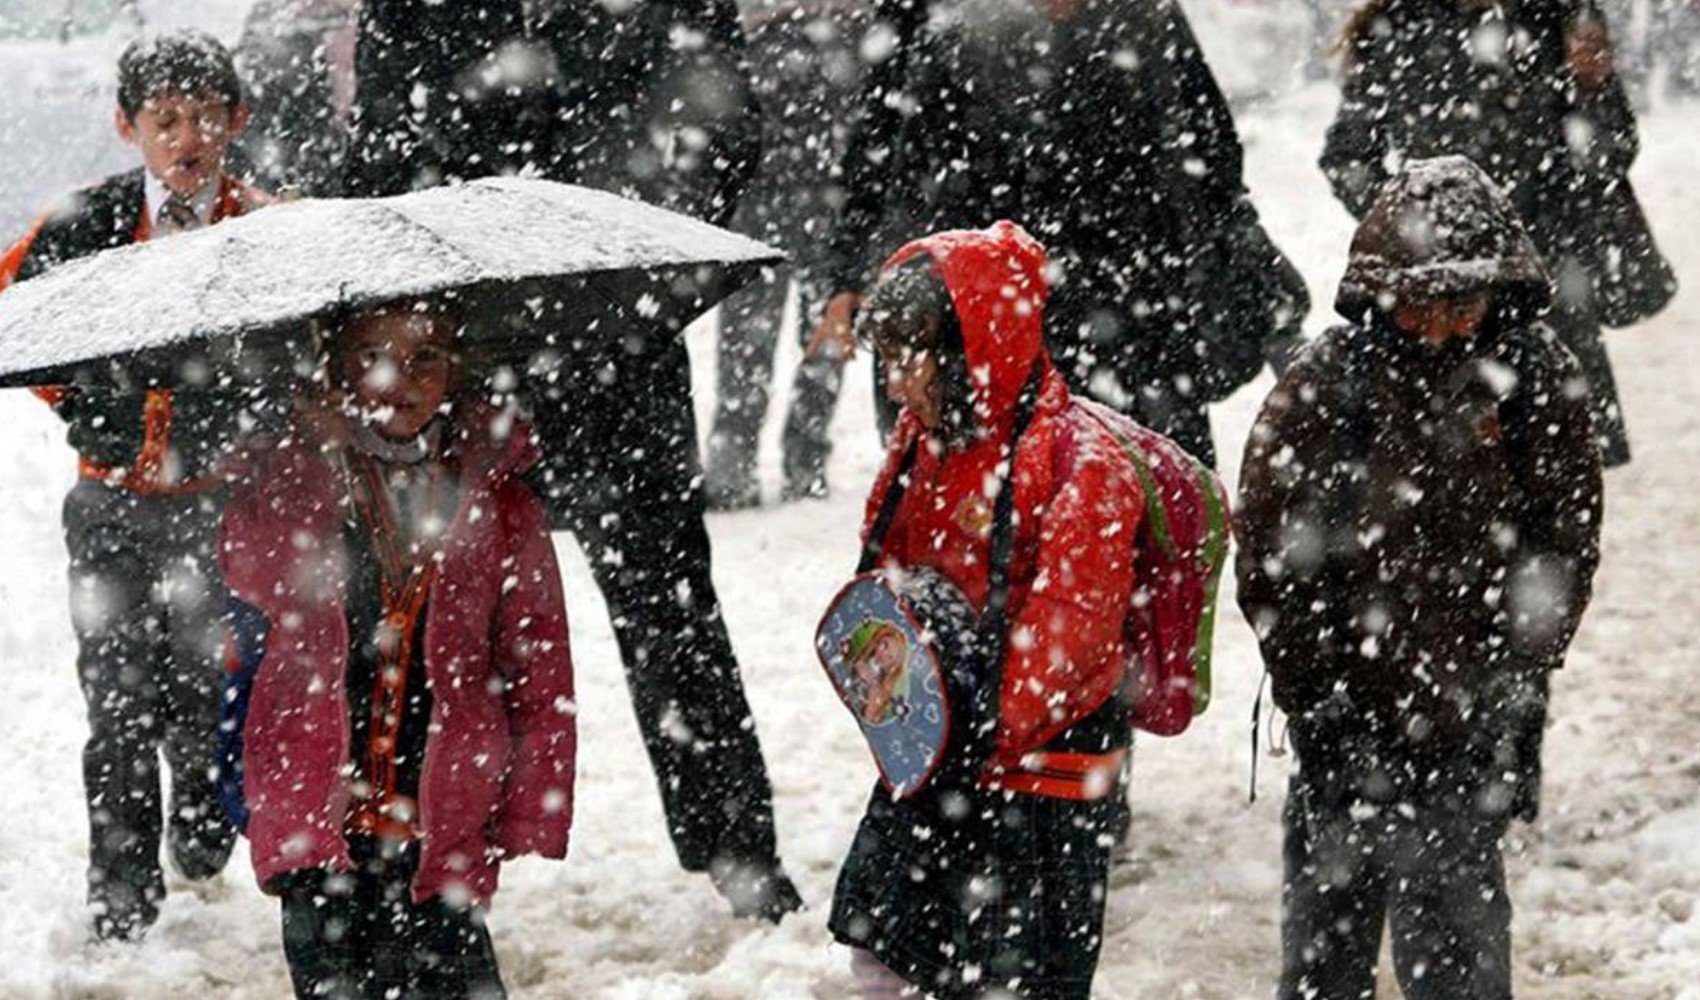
[0,176,783,389]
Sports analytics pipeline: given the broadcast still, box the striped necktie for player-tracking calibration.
[158,194,201,234]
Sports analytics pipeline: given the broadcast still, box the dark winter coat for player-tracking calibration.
[234,0,357,196]
[217,406,576,907]
[818,0,1049,294]
[345,0,549,197]
[1236,157,1601,815]
[2,169,270,491]
[348,0,761,223]
[530,0,763,227]
[831,222,1140,999]
[1322,0,1638,225]
[1026,0,1307,466]
[1320,0,1662,465]
[732,0,876,274]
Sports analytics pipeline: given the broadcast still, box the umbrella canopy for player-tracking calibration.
[0,177,783,389]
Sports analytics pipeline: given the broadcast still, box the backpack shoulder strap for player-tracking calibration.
[857,435,921,574]
[966,361,1046,763]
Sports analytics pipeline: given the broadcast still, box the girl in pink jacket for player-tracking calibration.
[216,303,575,999]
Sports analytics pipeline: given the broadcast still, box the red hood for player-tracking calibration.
[882,221,1053,434]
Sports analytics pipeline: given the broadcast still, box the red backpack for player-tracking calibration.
[1076,400,1231,737]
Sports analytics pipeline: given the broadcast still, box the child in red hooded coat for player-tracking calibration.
[828,222,1146,1000]
[217,303,575,999]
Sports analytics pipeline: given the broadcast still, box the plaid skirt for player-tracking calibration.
[828,780,1119,999]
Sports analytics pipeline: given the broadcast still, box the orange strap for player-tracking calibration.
[73,388,220,495]
[18,179,258,494]
[1,221,42,294]
[342,451,448,843]
[979,748,1129,801]
[345,574,435,843]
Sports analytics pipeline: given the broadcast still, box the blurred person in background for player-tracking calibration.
[804,0,1055,436]
[1322,0,1678,469]
[346,0,802,920]
[1651,0,1700,97]
[232,0,358,195]
[806,0,1305,467]
[703,0,877,509]
[1021,0,1308,468]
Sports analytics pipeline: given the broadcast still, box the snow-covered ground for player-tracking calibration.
[0,82,1696,999]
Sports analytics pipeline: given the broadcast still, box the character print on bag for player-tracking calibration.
[816,569,982,798]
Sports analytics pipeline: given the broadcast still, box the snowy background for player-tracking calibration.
[2,12,1699,1000]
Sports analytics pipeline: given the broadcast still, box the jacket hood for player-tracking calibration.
[882,221,1052,433]
[1335,155,1552,324]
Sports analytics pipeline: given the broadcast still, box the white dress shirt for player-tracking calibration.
[144,172,220,236]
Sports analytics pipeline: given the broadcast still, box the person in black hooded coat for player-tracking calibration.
[703,0,879,508]
[1237,156,1602,1000]
[346,0,802,920]
[1321,0,1674,468]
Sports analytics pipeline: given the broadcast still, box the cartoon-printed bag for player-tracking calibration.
[816,568,984,796]
[815,364,1042,798]
[1077,399,1231,737]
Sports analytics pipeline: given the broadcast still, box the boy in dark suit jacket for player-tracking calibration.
[0,29,270,941]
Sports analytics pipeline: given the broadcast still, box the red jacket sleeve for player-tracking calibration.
[996,424,1144,758]
[489,481,577,860]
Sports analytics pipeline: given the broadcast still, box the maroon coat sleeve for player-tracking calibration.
[1499,330,1604,669]
[1234,337,1358,715]
[489,480,577,860]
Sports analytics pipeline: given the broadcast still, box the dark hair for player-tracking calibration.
[857,256,953,359]
[857,256,978,443]
[117,29,243,119]
[1338,0,1393,62]
[321,300,468,389]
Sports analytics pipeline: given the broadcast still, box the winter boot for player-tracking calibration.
[89,871,163,942]
[710,856,804,923]
[167,797,236,881]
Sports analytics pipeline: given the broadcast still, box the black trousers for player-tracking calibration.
[63,479,235,937]
[277,841,505,1000]
[528,335,782,873]
[707,266,845,501]
[1279,769,1513,1000]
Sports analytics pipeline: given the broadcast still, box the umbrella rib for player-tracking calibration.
[193,227,237,349]
[495,180,771,270]
[372,196,495,298]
